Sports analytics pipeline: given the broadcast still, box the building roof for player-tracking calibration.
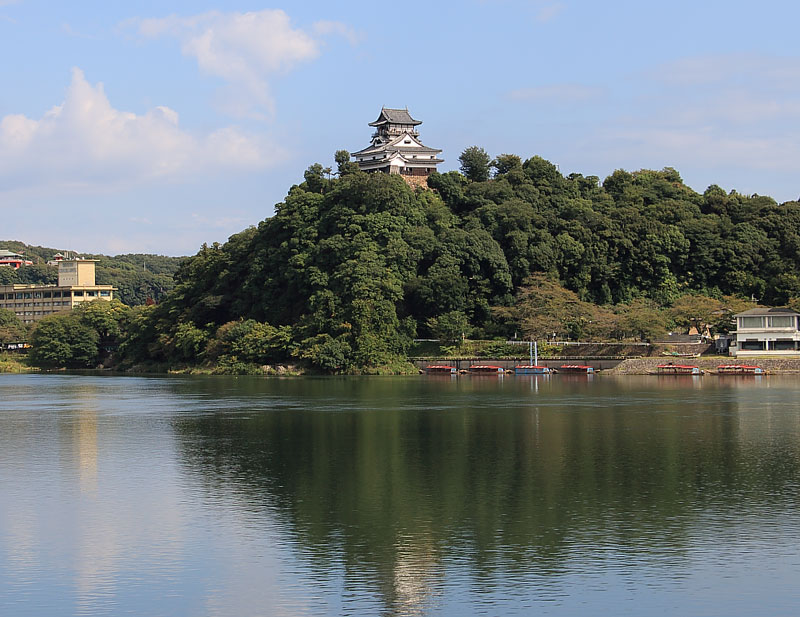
[0,249,23,258]
[735,307,800,317]
[352,132,442,157]
[368,107,421,127]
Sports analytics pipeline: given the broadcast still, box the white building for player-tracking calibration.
[728,307,800,356]
[351,108,443,188]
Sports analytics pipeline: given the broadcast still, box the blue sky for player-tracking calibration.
[2,0,800,256]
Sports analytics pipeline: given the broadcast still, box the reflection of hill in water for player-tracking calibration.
[171,376,800,614]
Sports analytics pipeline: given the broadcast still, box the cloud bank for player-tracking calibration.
[0,68,278,193]
[132,9,355,117]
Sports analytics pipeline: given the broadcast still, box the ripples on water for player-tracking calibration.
[1,374,800,616]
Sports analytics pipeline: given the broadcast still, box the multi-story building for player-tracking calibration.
[351,107,443,188]
[728,307,800,356]
[0,259,115,324]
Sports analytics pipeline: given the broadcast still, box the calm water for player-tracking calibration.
[1,374,800,616]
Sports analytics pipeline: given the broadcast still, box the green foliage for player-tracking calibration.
[458,146,491,182]
[0,308,27,344]
[28,300,132,369]
[107,153,800,371]
[29,312,100,368]
[426,311,472,344]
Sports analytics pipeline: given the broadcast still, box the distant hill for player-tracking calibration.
[0,241,185,306]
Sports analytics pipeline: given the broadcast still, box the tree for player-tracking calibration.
[668,294,727,336]
[29,312,100,368]
[334,149,359,176]
[303,163,327,193]
[0,308,26,344]
[427,311,472,344]
[614,299,667,341]
[459,146,491,182]
[491,154,522,176]
[507,273,597,340]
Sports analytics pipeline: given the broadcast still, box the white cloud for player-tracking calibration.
[132,10,353,117]
[0,68,280,193]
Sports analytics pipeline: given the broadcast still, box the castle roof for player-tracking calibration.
[351,132,442,158]
[368,107,421,127]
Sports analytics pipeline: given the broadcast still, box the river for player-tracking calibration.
[1,373,800,616]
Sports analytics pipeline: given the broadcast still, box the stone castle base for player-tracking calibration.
[401,174,429,189]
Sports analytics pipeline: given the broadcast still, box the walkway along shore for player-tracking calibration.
[413,357,800,375]
[606,357,800,375]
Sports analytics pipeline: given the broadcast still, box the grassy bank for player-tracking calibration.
[0,353,36,373]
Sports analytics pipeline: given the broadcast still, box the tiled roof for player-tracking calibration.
[369,107,421,126]
[734,307,800,316]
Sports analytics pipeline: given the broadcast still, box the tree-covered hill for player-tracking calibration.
[113,151,800,373]
[0,241,184,305]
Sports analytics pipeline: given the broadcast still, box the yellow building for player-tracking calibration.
[0,259,115,324]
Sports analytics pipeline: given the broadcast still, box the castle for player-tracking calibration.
[351,107,443,188]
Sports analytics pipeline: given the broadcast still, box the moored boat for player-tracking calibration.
[425,365,457,375]
[559,364,594,374]
[715,364,766,375]
[468,365,505,374]
[655,364,703,375]
[514,365,552,375]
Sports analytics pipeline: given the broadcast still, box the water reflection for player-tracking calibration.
[2,375,800,616]
[170,376,800,615]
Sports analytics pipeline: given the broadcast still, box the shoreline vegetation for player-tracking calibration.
[6,150,800,374]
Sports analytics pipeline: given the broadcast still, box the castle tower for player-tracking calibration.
[351,107,443,188]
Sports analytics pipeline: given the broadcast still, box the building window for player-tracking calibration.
[43,292,51,298]
[740,316,764,329]
[768,316,793,328]
[53,291,62,298]
[100,291,110,297]
[23,293,32,299]
[87,291,97,297]
[73,291,84,297]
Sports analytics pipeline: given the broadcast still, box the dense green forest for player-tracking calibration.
[0,241,183,305]
[15,149,800,372]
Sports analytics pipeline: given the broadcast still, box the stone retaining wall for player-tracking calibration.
[608,357,800,375]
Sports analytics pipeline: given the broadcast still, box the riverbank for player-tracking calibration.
[607,357,800,374]
[0,353,36,373]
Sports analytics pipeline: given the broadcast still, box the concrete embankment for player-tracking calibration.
[413,356,800,375]
[607,357,800,374]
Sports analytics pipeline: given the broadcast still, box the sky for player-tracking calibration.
[2,0,800,256]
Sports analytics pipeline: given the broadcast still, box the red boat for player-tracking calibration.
[468,365,505,374]
[559,365,594,374]
[425,365,457,375]
[655,364,702,375]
